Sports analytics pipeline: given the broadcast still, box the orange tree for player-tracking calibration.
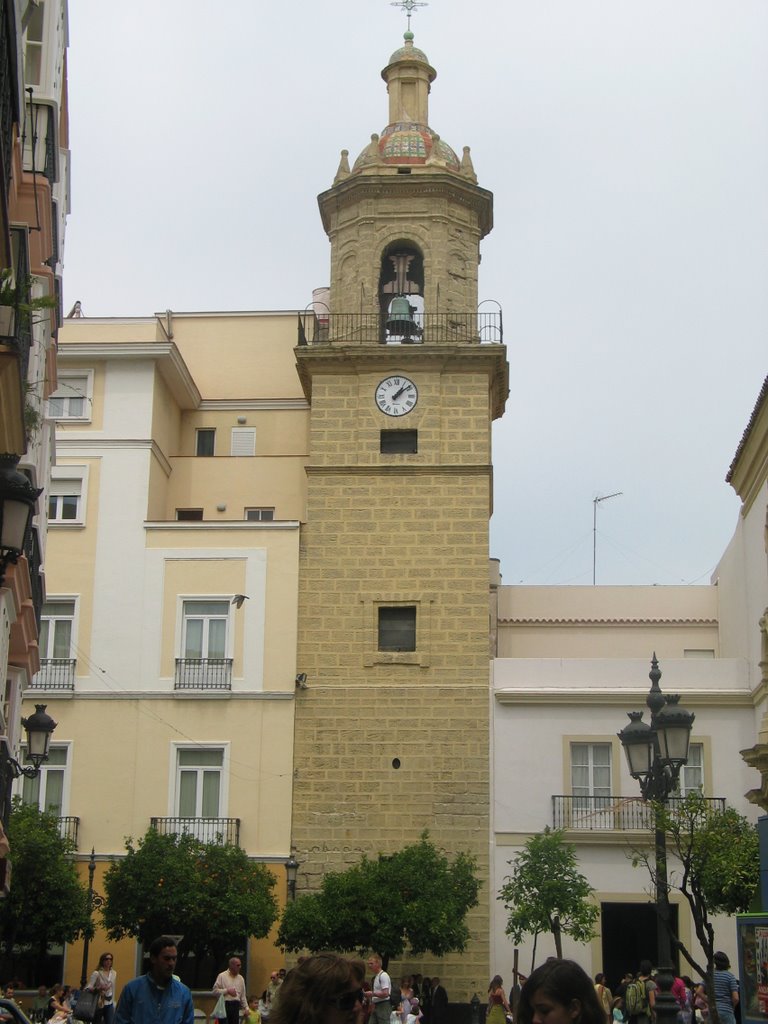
[103,829,277,977]
[278,833,480,969]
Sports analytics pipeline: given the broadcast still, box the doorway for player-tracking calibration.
[600,902,679,991]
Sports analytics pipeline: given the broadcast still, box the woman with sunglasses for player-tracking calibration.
[87,952,117,1024]
[270,954,365,1024]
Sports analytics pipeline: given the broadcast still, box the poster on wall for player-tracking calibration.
[737,914,768,1024]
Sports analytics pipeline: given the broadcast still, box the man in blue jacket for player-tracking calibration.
[115,936,194,1024]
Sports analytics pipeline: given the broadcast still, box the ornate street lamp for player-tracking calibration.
[0,703,57,779]
[285,853,299,901]
[0,454,42,587]
[618,655,695,1024]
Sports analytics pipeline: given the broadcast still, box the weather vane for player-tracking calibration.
[390,0,428,31]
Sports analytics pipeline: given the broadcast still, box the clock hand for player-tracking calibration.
[392,384,409,401]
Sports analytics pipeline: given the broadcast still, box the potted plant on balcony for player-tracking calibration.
[0,268,56,339]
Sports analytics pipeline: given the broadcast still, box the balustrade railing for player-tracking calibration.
[297,310,503,346]
[552,794,726,831]
[150,816,240,845]
[174,658,232,690]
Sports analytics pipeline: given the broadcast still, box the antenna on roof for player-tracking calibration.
[390,0,428,32]
[593,491,623,585]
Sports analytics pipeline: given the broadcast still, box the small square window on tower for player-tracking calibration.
[380,429,417,454]
[378,606,416,652]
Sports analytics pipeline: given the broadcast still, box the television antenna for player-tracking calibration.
[593,491,623,585]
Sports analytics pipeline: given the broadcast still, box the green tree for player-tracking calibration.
[497,827,599,968]
[0,800,91,982]
[634,793,759,1024]
[102,829,278,975]
[278,833,480,968]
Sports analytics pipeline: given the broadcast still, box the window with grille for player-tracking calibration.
[378,606,416,652]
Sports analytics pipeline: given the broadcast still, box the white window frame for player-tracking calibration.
[571,742,612,799]
[23,0,46,86]
[17,741,72,816]
[177,597,232,660]
[677,742,704,796]
[230,427,256,456]
[47,370,93,422]
[168,743,230,819]
[244,507,274,522]
[48,465,88,525]
[39,598,76,659]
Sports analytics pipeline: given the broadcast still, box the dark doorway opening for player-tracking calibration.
[600,902,679,992]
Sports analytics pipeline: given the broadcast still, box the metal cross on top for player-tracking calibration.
[390,0,428,31]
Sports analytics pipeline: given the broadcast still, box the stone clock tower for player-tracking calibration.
[292,30,508,992]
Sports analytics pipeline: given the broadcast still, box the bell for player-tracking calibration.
[385,297,422,339]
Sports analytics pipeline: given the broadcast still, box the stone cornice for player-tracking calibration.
[499,617,718,627]
[318,172,494,237]
[198,399,308,411]
[305,464,491,477]
[495,688,752,707]
[144,520,300,531]
[54,437,173,477]
[58,341,200,409]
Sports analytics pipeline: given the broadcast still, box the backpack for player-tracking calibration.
[624,980,649,1018]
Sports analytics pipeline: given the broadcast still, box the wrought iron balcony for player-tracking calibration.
[0,228,32,380]
[297,310,503,346]
[150,816,240,846]
[58,815,79,847]
[31,658,76,691]
[174,658,233,690]
[552,794,726,832]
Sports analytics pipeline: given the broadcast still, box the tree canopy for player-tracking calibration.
[278,833,480,967]
[102,829,278,965]
[497,827,599,966]
[0,800,91,979]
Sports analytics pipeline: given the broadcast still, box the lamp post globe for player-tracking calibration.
[21,704,57,767]
[0,454,42,583]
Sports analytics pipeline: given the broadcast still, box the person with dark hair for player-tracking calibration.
[430,980,447,1024]
[488,977,511,1024]
[88,953,117,1024]
[115,936,194,1024]
[712,952,739,1024]
[270,953,364,1024]
[517,960,606,1024]
[594,976,612,1024]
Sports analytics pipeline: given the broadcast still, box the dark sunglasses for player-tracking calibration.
[329,990,364,1011]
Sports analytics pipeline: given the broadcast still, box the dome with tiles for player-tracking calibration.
[388,30,429,65]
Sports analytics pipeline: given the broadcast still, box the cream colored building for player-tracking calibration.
[21,311,306,989]
[491,376,768,985]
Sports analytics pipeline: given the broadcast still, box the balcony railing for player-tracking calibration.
[58,815,79,847]
[552,794,727,831]
[297,310,503,346]
[150,816,240,846]
[174,658,233,690]
[31,658,76,691]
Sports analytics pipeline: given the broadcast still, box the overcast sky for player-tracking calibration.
[63,1,768,587]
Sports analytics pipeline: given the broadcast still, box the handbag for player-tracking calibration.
[213,994,228,1020]
[74,990,101,1023]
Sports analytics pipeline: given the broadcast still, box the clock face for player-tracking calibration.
[375,375,418,417]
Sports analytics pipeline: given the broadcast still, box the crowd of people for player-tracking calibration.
[590,955,740,1024]
[0,941,742,1024]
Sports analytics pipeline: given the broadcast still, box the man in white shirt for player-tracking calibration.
[213,957,248,1024]
[367,955,392,1024]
